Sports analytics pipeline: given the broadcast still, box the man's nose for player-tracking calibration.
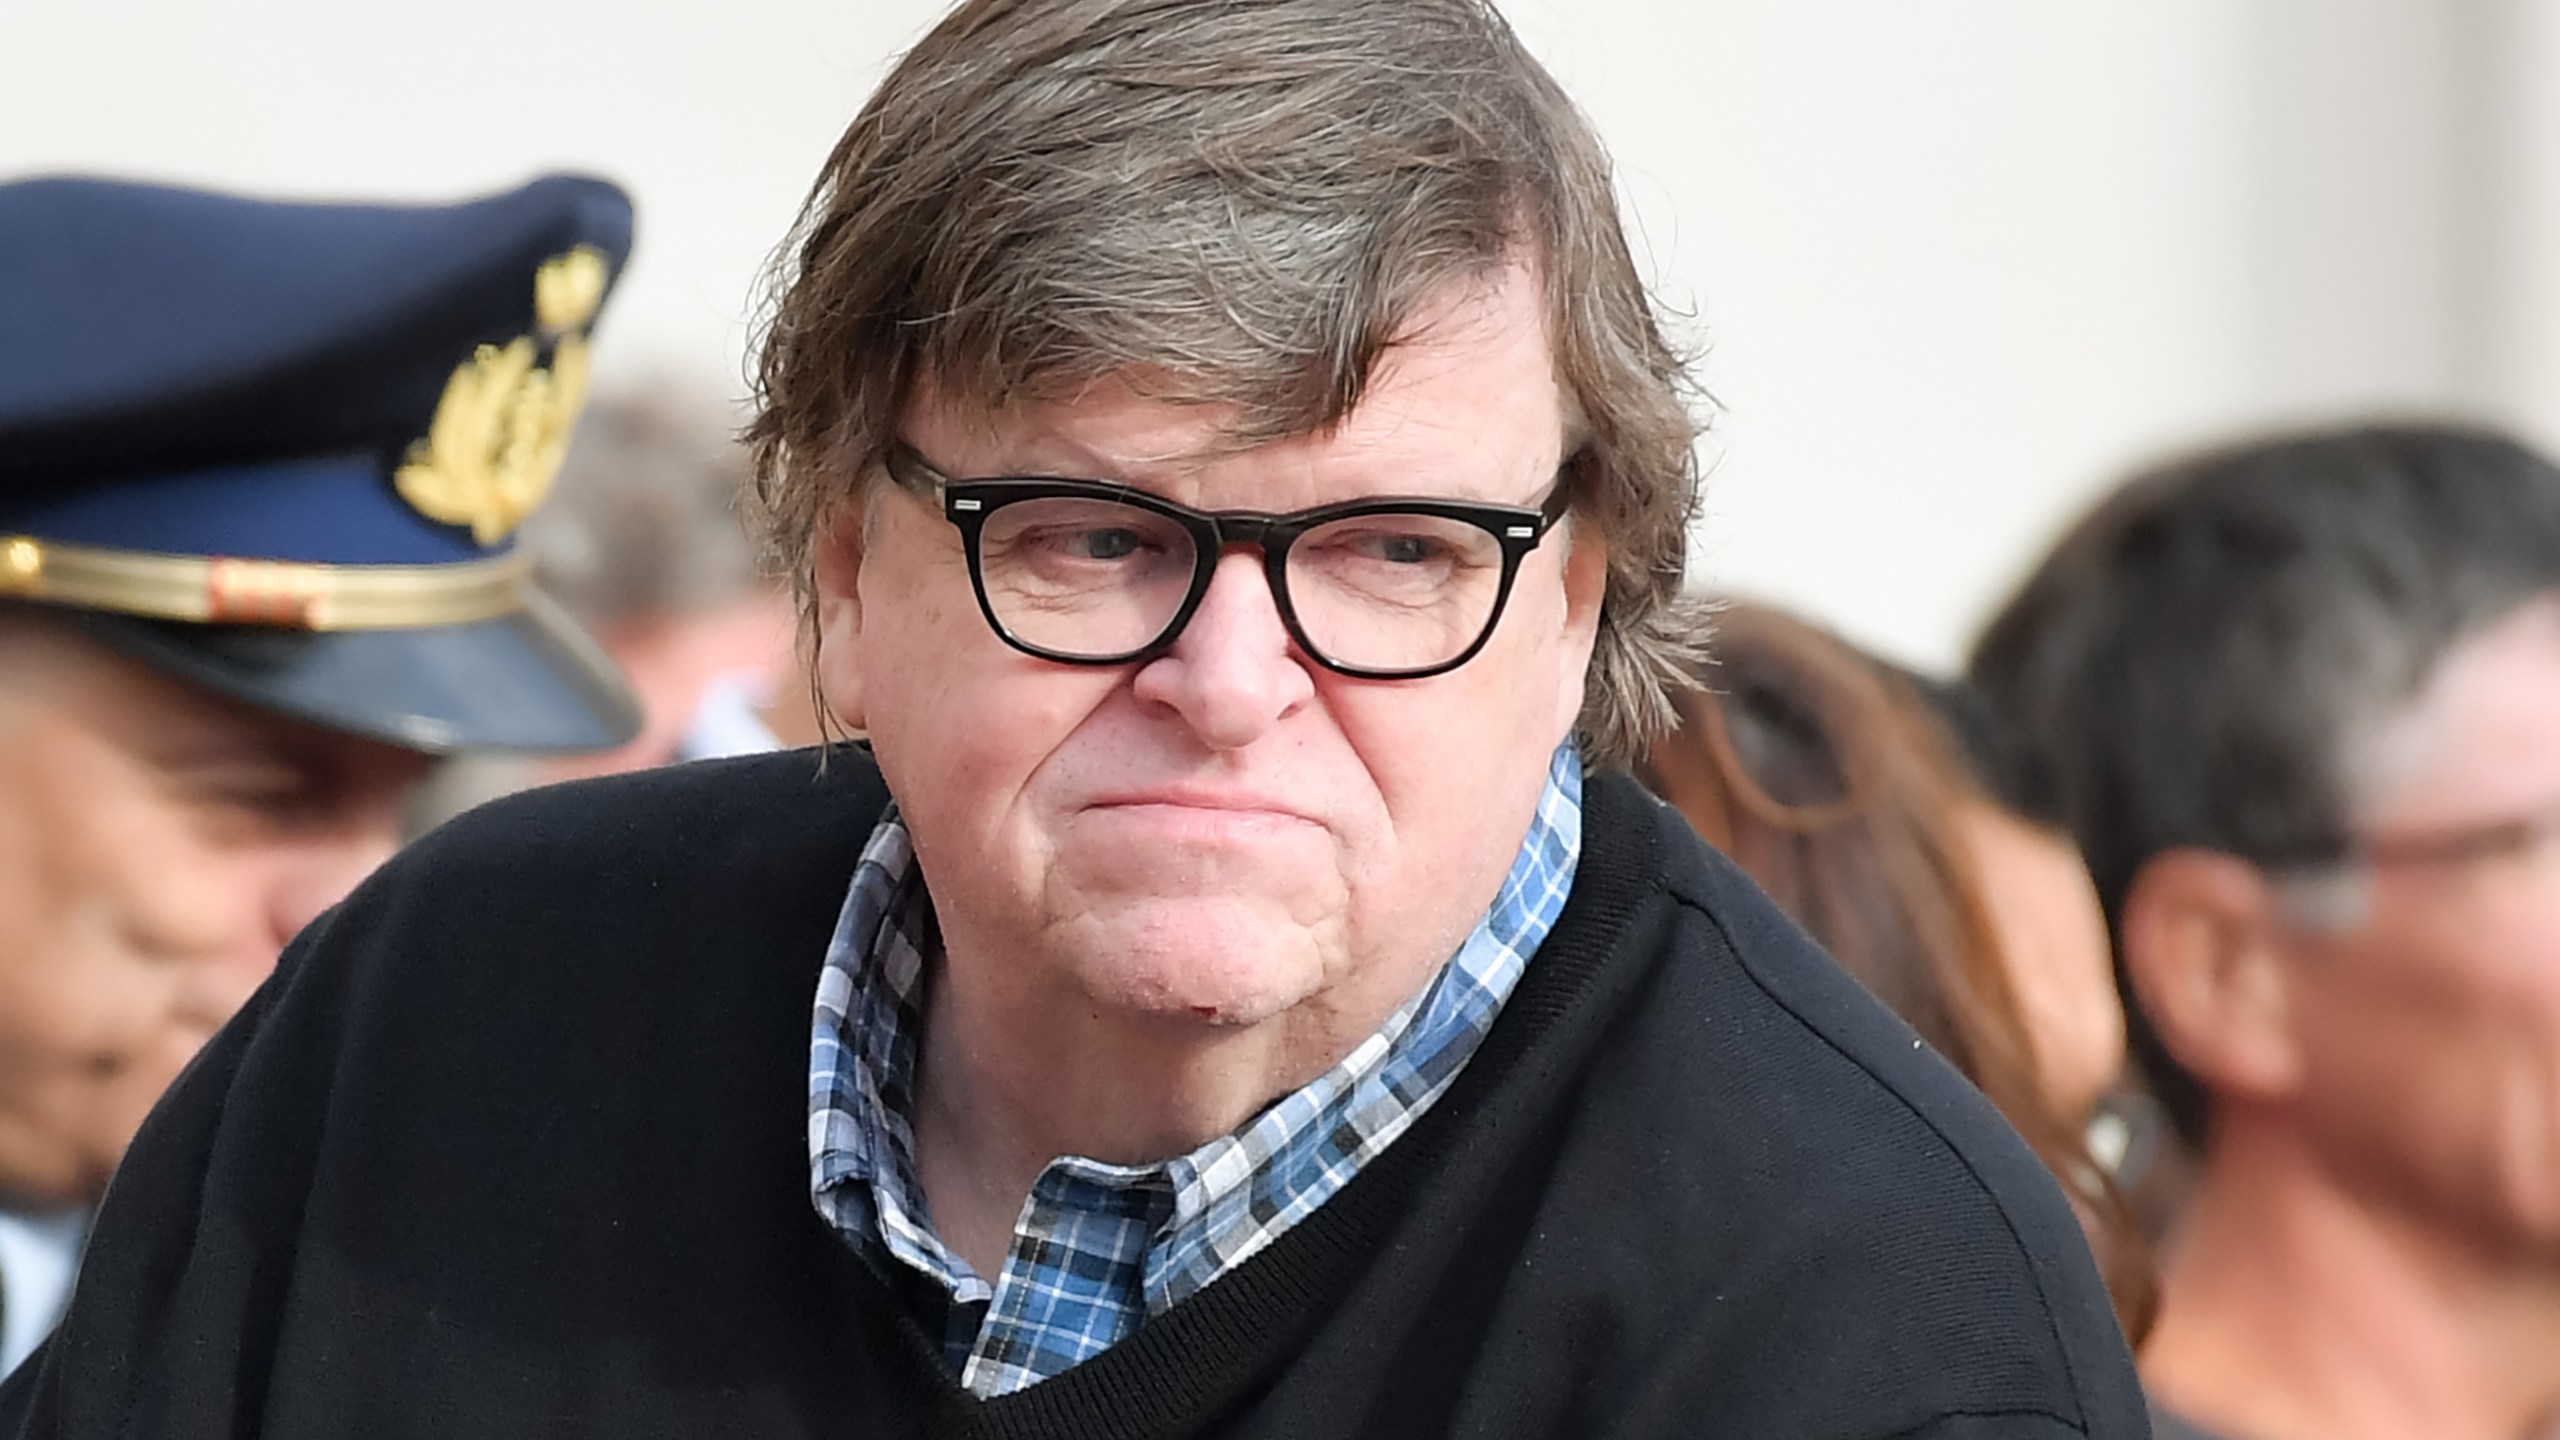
[186,811,409,1030]
[266,817,403,951]
[1129,549,1314,749]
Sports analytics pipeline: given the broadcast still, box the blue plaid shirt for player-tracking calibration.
[809,743,1582,1397]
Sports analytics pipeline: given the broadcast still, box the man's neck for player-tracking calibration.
[909,941,1446,1282]
[2144,1113,2560,1440]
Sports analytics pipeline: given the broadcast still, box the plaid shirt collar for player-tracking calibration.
[810,743,1582,1398]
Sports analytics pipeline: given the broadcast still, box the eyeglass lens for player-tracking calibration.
[973,495,1513,672]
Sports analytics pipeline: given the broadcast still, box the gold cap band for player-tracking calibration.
[0,534,531,631]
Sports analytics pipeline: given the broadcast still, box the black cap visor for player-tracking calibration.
[73,587,640,755]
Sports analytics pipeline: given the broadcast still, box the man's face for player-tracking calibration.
[817,262,1606,1039]
[2281,598,2560,1252]
[0,624,433,1208]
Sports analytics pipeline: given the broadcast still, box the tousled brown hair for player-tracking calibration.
[744,0,1705,764]
[1639,602,2156,1340]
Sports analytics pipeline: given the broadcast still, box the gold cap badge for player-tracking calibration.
[394,246,605,545]
[534,246,607,334]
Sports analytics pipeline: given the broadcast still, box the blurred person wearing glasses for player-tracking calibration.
[0,175,639,1386]
[5,2,2143,1435]
[1973,424,2560,1440]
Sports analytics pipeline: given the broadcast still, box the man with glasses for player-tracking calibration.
[8,1,2142,1435]
[1972,424,2560,1440]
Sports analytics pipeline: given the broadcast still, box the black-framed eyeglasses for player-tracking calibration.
[885,442,1573,680]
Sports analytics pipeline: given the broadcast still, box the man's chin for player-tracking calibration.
[1060,905,1338,1029]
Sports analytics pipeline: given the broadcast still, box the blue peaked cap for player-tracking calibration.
[0,174,642,754]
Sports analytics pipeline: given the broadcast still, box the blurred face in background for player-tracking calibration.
[0,620,431,1208]
[2278,597,2560,1253]
[1961,800,2125,1126]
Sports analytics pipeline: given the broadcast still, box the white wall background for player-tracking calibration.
[6,0,2555,669]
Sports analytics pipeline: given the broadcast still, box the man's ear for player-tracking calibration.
[1562,521,1610,635]
[1553,519,1610,734]
[811,503,869,733]
[2119,848,2306,1105]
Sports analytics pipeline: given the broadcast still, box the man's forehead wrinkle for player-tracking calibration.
[927,353,1548,498]
[913,372,1252,474]
[921,248,1544,463]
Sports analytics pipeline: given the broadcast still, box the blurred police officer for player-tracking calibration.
[407,380,825,829]
[0,173,641,1375]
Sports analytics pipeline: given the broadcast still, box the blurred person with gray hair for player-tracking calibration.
[522,383,821,771]
[1972,423,2560,1440]
[409,383,824,829]
[9,1,2143,1435]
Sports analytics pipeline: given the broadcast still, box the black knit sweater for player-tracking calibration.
[5,750,2145,1438]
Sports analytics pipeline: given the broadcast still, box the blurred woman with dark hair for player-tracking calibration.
[1638,601,2155,1340]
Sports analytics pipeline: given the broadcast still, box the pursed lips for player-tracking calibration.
[1081,789,1323,829]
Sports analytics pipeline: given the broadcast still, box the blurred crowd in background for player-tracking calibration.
[9,4,2560,1439]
